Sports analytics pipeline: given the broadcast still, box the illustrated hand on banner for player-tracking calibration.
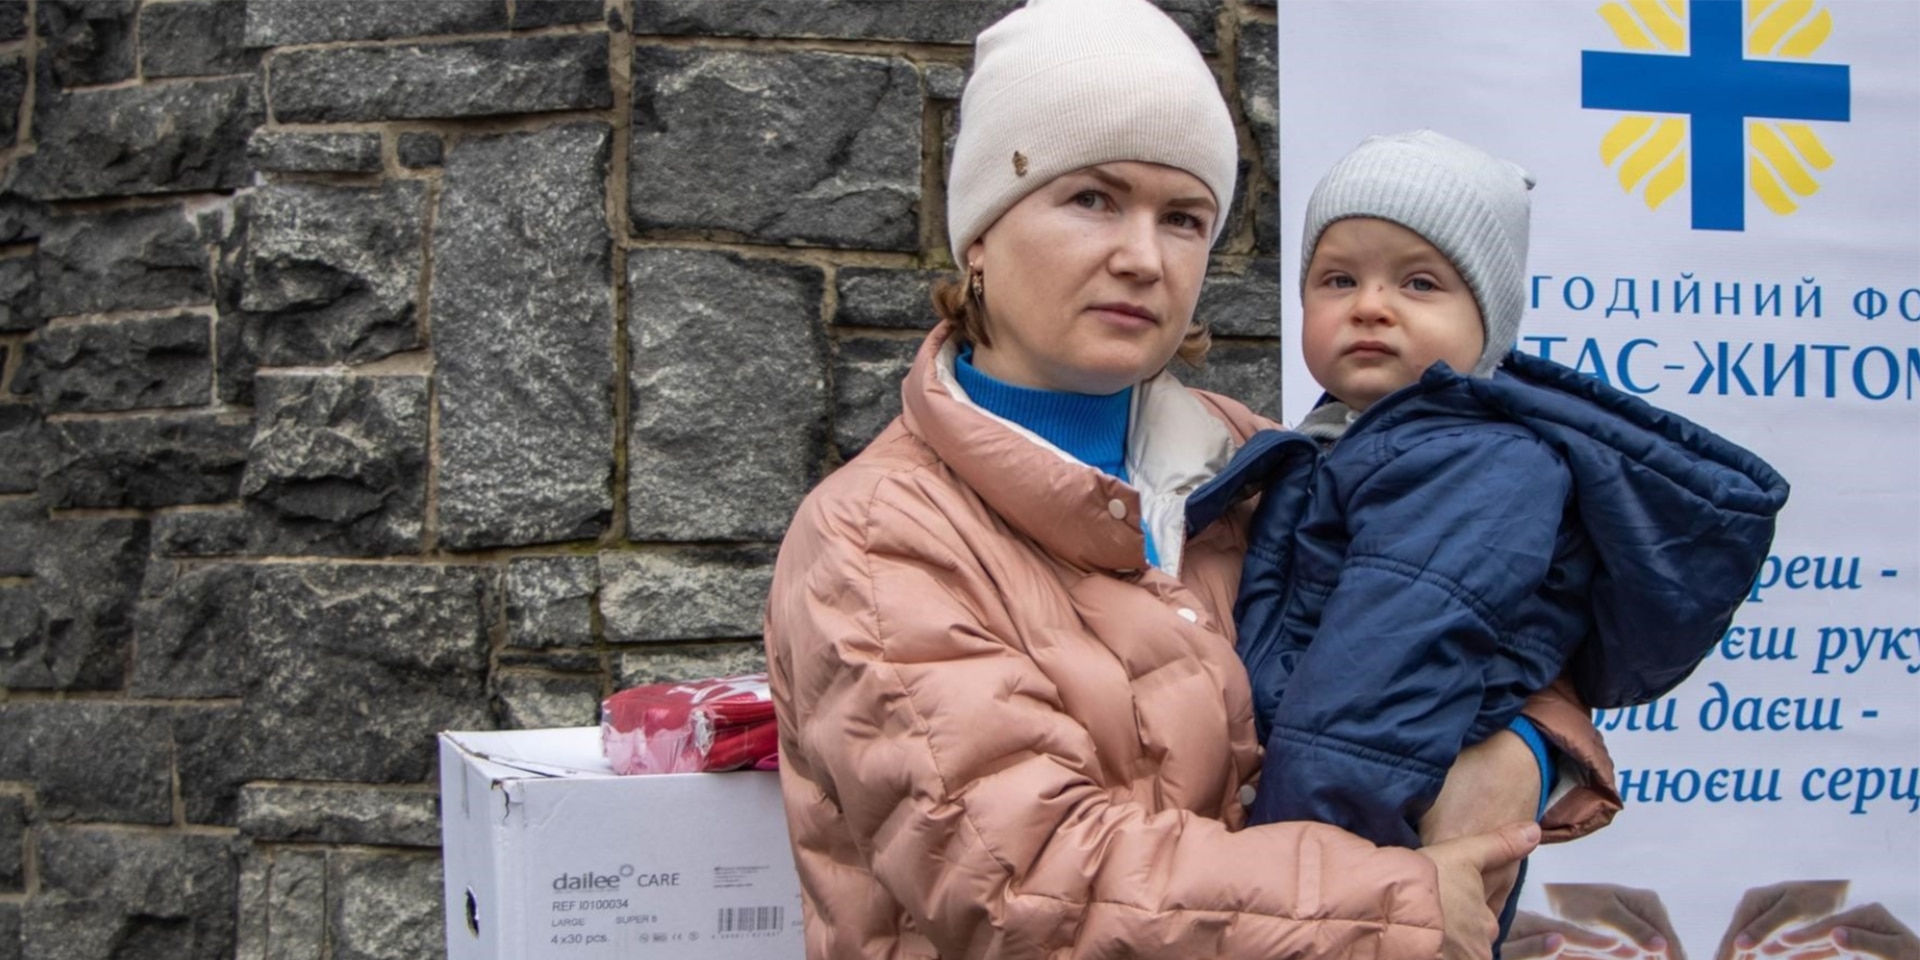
[1544,883,1688,960]
[1714,880,1849,960]
[1771,902,1920,960]
[1735,890,1912,960]
[1508,910,1639,960]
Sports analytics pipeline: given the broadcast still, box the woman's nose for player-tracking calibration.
[1107,216,1164,282]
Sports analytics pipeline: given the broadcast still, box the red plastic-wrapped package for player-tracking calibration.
[601,674,780,775]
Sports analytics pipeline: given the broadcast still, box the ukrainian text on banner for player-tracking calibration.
[1277,2,1919,957]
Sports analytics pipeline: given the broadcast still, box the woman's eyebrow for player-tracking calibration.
[1085,166,1215,212]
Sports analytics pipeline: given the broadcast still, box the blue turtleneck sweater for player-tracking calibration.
[954,347,1159,568]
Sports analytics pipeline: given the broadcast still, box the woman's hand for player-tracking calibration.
[1419,820,1541,960]
[1420,730,1541,910]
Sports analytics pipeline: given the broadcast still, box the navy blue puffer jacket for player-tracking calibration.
[1186,353,1788,848]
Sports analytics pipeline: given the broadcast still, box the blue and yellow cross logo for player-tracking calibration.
[1582,0,1850,231]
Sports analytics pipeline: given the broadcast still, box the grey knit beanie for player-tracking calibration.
[1300,130,1535,377]
[946,0,1240,266]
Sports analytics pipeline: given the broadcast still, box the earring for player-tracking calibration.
[968,265,984,300]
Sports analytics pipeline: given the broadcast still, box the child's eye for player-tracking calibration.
[1328,275,1356,289]
[1408,277,1438,292]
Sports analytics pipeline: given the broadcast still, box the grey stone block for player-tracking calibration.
[835,267,942,330]
[7,703,171,823]
[42,412,251,509]
[1253,185,1279,257]
[245,0,507,45]
[0,196,45,245]
[329,852,445,960]
[924,61,967,101]
[0,904,17,960]
[600,546,774,643]
[38,0,136,89]
[395,131,442,169]
[234,851,268,960]
[433,124,614,549]
[239,784,439,847]
[1238,17,1277,184]
[635,1,1209,48]
[507,555,596,648]
[1177,340,1279,421]
[627,249,826,541]
[242,564,492,782]
[15,76,260,201]
[632,0,1017,42]
[271,35,610,123]
[493,670,602,729]
[0,587,36,688]
[0,705,23,779]
[614,641,765,689]
[10,518,147,690]
[36,205,211,318]
[0,793,22,892]
[247,130,383,174]
[260,850,326,960]
[17,314,212,413]
[1197,258,1280,339]
[497,646,600,673]
[0,406,45,493]
[151,507,252,558]
[172,705,246,825]
[131,563,254,698]
[28,828,238,960]
[631,47,920,250]
[0,256,36,332]
[515,0,605,29]
[1154,0,1220,54]
[230,181,426,367]
[140,0,259,78]
[0,2,23,42]
[0,497,40,576]
[833,336,917,458]
[242,373,428,556]
[0,54,24,149]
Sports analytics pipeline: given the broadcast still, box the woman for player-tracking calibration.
[763,1,1619,957]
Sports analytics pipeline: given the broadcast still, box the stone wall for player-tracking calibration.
[0,1,1281,956]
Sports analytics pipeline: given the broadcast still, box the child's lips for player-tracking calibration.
[1345,340,1396,357]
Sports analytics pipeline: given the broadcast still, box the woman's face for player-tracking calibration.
[967,161,1216,395]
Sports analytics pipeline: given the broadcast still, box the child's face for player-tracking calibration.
[1301,217,1486,411]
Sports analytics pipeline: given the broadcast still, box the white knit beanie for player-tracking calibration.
[946,0,1240,265]
[1301,130,1535,377]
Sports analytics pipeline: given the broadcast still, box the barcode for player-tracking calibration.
[716,905,785,933]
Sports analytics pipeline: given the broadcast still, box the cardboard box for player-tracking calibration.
[439,727,804,959]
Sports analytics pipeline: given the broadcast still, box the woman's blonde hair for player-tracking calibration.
[930,273,1211,371]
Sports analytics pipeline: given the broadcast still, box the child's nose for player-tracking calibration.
[1352,283,1393,323]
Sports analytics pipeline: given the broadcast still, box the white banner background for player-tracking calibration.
[1276,2,1920,955]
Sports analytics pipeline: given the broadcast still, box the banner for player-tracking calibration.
[1276,2,1919,956]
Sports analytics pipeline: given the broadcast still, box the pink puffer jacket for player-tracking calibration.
[764,324,1618,960]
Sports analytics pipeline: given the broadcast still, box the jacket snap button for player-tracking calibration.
[1176,608,1198,623]
[1106,499,1127,519]
[1238,784,1256,806]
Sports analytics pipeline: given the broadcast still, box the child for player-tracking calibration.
[1187,130,1787,934]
